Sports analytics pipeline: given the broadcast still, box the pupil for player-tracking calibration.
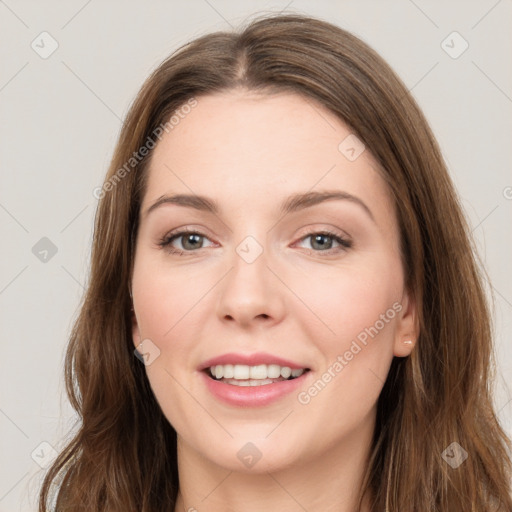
[312,234,332,250]
[183,234,201,250]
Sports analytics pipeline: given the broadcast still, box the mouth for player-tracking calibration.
[203,364,311,387]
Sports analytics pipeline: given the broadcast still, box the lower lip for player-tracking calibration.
[200,370,311,407]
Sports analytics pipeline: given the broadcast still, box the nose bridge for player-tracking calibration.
[235,233,267,266]
[216,230,284,324]
[230,231,272,298]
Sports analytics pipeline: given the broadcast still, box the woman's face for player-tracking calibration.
[131,90,416,473]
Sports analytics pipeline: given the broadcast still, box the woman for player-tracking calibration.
[39,13,512,511]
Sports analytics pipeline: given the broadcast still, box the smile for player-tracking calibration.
[206,363,308,386]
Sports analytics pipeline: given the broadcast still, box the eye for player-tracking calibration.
[295,230,352,254]
[158,228,352,256]
[158,229,214,255]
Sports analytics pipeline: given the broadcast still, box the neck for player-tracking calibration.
[174,410,376,512]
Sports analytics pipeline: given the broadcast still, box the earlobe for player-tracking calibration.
[131,303,141,349]
[393,288,419,357]
[129,282,141,349]
[394,337,415,357]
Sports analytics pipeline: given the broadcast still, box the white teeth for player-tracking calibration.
[234,380,250,386]
[208,364,306,380]
[223,378,275,387]
[223,364,234,378]
[249,364,267,379]
[267,364,281,379]
[280,366,292,379]
[233,364,250,379]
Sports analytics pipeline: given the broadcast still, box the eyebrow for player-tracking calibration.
[143,190,375,223]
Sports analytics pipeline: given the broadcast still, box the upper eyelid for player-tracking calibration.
[163,228,215,244]
[163,220,351,237]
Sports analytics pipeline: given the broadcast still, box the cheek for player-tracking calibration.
[292,275,399,444]
[132,257,211,433]
[295,263,400,404]
[132,253,209,339]
[290,256,402,349]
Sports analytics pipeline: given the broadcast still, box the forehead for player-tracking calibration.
[142,90,395,229]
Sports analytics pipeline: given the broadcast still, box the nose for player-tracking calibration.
[216,239,286,329]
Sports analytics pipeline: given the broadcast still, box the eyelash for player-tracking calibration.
[157,228,352,256]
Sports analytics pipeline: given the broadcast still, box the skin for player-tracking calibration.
[131,89,417,512]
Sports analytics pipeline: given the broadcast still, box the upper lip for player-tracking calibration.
[198,352,310,371]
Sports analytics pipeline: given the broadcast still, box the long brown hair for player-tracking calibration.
[39,13,512,511]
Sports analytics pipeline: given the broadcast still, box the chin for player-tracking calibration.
[194,436,303,474]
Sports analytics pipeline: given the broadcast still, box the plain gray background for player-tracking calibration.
[1,1,511,510]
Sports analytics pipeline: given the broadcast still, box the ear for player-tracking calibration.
[393,287,419,357]
[129,284,141,350]
[131,306,141,350]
